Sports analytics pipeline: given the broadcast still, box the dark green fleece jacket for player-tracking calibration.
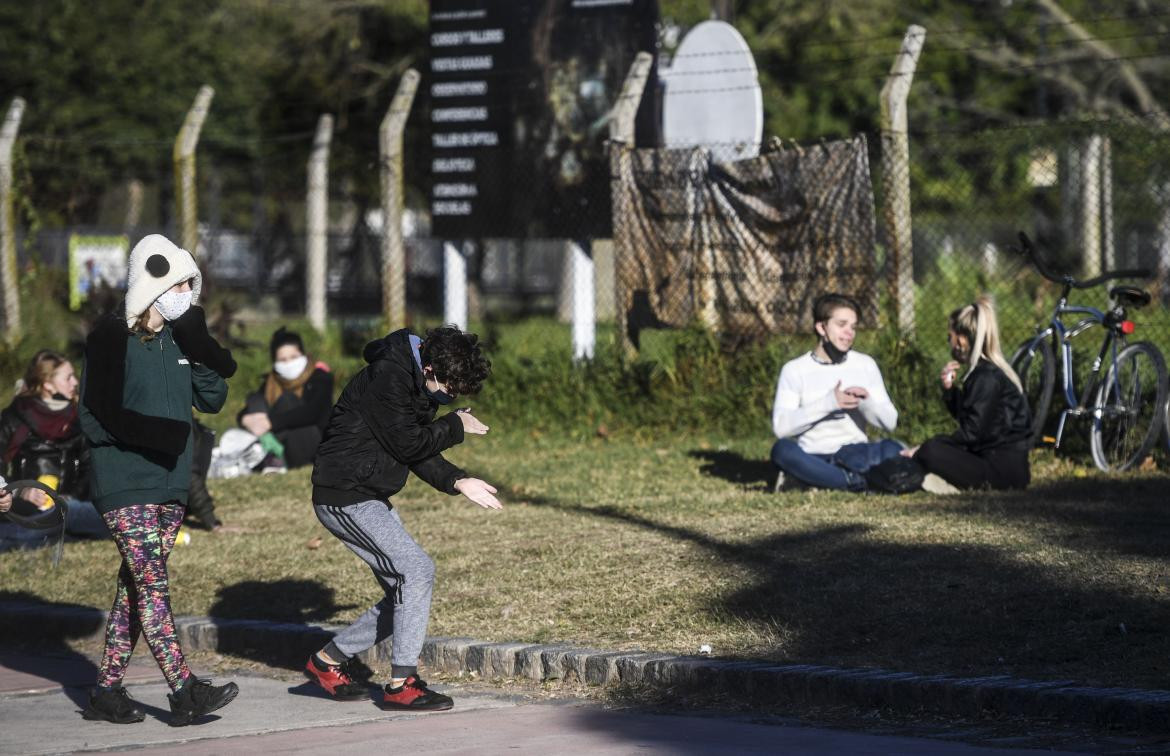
[79,317,228,514]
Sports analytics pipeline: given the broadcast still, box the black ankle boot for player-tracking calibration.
[82,685,146,724]
[167,676,239,727]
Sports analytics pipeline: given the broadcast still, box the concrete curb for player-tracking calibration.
[5,600,1168,731]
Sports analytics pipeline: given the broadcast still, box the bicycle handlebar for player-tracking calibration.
[1014,232,1150,288]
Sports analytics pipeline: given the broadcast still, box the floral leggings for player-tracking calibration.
[97,503,191,692]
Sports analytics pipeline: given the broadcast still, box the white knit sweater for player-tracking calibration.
[771,350,898,455]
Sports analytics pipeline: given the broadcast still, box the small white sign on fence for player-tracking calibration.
[69,234,128,310]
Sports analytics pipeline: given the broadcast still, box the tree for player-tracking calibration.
[0,0,428,229]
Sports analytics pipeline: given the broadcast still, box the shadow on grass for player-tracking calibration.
[687,449,775,490]
[947,476,1170,560]
[209,578,357,623]
[205,579,363,672]
[502,480,1170,689]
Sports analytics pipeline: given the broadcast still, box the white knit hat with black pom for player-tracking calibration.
[124,234,202,327]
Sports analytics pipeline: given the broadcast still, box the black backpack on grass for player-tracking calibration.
[864,456,925,494]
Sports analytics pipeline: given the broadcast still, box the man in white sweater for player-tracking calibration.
[770,294,902,491]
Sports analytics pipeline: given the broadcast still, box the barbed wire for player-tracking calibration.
[655,48,1170,94]
[906,111,1170,138]
[659,25,1170,75]
[788,8,1170,50]
[22,129,319,148]
[935,27,1170,57]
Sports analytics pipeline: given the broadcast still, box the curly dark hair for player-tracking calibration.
[419,325,491,396]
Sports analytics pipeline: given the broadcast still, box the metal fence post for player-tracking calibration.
[880,25,925,334]
[1081,134,1103,277]
[380,69,419,333]
[306,114,333,333]
[0,97,24,343]
[173,85,214,256]
[1102,137,1114,272]
[608,51,653,357]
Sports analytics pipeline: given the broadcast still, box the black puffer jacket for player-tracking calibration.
[943,360,1031,453]
[311,329,465,507]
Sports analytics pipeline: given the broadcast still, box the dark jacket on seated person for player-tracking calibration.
[239,364,333,469]
[941,361,1031,453]
[915,361,1032,491]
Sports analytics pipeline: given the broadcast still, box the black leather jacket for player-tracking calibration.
[311,329,465,507]
[942,361,1031,453]
[0,396,90,499]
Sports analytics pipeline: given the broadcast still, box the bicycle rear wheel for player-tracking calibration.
[1089,341,1168,472]
[1010,337,1055,446]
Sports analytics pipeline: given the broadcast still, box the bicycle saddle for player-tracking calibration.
[1109,286,1151,308]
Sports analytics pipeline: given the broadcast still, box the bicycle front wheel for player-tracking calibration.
[1089,341,1168,472]
[1011,337,1055,446]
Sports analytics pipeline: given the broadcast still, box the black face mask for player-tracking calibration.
[819,333,849,365]
[51,392,71,402]
[429,387,455,405]
[424,369,455,405]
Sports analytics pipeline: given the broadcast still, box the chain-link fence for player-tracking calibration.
[12,110,1170,374]
[900,114,1170,358]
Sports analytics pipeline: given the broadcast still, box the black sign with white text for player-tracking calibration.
[428,0,657,238]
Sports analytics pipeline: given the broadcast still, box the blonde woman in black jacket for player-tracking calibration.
[904,297,1031,491]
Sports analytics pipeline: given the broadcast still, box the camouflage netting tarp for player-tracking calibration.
[612,135,879,339]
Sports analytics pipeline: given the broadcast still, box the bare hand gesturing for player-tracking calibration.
[456,408,489,435]
[455,477,501,509]
[940,361,961,390]
[834,381,868,410]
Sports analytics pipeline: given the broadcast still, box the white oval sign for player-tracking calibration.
[661,20,763,159]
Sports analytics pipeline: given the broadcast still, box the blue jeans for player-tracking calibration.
[771,439,904,491]
[0,497,107,552]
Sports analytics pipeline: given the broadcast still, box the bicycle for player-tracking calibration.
[1009,231,1167,472]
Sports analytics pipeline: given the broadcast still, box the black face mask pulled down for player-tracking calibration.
[429,387,455,405]
[820,336,849,365]
[422,363,455,405]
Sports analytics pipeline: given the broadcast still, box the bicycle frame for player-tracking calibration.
[1011,230,1162,467]
[1028,297,1124,448]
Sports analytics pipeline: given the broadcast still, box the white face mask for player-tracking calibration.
[154,289,193,321]
[274,355,309,381]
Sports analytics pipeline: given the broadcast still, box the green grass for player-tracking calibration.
[5,431,1170,691]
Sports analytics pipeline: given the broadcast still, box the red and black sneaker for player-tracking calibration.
[304,654,369,701]
[378,676,454,712]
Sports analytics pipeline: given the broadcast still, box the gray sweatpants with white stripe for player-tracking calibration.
[314,500,434,678]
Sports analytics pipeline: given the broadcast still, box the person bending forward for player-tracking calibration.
[306,325,499,711]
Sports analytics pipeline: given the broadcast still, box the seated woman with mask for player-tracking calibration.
[239,327,333,470]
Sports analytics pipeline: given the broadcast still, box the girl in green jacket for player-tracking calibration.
[78,235,239,727]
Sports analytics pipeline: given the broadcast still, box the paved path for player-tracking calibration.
[0,651,1079,755]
